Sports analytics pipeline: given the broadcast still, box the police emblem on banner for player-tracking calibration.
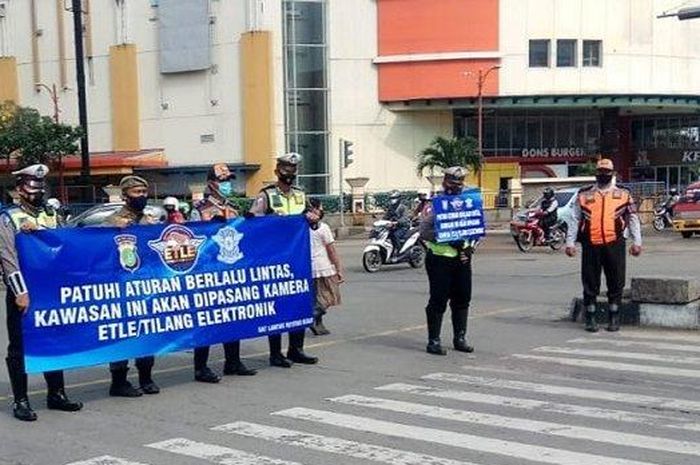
[212,226,244,265]
[114,234,140,272]
[147,224,205,273]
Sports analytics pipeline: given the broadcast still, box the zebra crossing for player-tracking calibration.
[66,329,700,465]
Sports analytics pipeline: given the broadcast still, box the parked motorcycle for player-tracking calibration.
[653,202,675,232]
[362,220,426,273]
[510,211,566,253]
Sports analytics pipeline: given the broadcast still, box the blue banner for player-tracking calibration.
[17,216,313,374]
[432,189,486,243]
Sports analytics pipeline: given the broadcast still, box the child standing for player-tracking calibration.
[306,198,344,335]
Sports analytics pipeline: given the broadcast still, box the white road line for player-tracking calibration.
[146,438,302,465]
[615,331,700,344]
[273,407,659,465]
[427,371,700,413]
[568,337,700,354]
[511,354,700,379]
[213,421,483,465]
[532,346,700,365]
[375,382,700,431]
[65,458,149,465]
[329,394,700,457]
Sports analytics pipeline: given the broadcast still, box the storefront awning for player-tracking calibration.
[386,94,700,112]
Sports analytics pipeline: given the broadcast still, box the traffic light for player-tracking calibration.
[343,139,354,168]
[679,6,700,20]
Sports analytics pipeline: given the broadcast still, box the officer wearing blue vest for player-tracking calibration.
[249,152,319,367]
[0,164,83,421]
[419,167,477,356]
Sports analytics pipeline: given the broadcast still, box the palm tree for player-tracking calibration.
[416,136,482,177]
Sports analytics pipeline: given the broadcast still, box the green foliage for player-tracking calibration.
[575,160,598,176]
[416,136,481,177]
[0,102,83,168]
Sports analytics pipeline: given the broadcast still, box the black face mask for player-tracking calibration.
[279,174,296,186]
[127,195,148,212]
[596,173,613,186]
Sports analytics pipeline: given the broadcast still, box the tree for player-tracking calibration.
[0,102,82,169]
[416,136,482,177]
[575,160,598,177]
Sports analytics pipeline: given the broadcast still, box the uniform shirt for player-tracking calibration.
[190,195,238,222]
[249,185,306,217]
[310,222,336,278]
[566,184,642,248]
[104,206,158,227]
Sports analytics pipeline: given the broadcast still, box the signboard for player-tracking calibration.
[432,189,486,243]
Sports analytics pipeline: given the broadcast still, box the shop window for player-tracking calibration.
[542,117,555,147]
[582,40,602,67]
[512,116,526,151]
[484,119,496,154]
[556,116,572,147]
[529,40,550,67]
[497,115,512,155]
[526,117,542,148]
[557,40,577,67]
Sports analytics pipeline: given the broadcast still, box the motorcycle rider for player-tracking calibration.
[537,187,559,241]
[163,196,185,224]
[665,188,680,219]
[384,190,411,254]
[412,189,431,220]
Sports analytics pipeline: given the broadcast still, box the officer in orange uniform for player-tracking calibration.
[566,159,642,332]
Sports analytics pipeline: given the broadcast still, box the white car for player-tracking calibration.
[512,187,581,233]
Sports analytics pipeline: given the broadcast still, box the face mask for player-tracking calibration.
[279,174,296,186]
[217,181,233,197]
[596,173,613,186]
[127,195,148,212]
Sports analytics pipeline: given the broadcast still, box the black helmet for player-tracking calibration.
[543,187,555,199]
[670,188,678,195]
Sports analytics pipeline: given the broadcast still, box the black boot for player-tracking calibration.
[288,331,318,364]
[223,360,257,376]
[309,315,321,336]
[47,389,83,412]
[12,398,37,422]
[584,305,599,333]
[109,369,142,397]
[426,309,446,354]
[270,353,294,368]
[426,338,447,355]
[315,315,330,335]
[194,366,221,383]
[453,331,474,353]
[138,369,160,395]
[607,304,620,332]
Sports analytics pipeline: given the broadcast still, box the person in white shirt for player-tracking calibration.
[306,198,344,335]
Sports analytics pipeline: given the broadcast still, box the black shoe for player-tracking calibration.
[139,381,161,395]
[584,305,599,333]
[453,339,474,353]
[607,306,620,332]
[426,339,447,355]
[316,321,331,336]
[47,390,83,411]
[223,361,257,376]
[270,353,294,368]
[194,367,221,384]
[12,399,37,422]
[287,349,318,365]
[109,381,143,397]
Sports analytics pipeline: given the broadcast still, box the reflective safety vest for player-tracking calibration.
[264,187,306,215]
[6,206,57,231]
[426,241,459,258]
[578,187,631,246]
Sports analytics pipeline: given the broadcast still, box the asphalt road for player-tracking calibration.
[1,230,700,465]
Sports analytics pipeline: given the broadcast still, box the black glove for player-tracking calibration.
[448,241,465,250]
[459,246,474,264]
[243,211,255,220]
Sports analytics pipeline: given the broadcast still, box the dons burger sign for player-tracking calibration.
[521,148,586,158]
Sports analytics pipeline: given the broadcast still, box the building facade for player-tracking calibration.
[0,0,699,199]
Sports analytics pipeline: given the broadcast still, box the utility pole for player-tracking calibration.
[71,0,90,199]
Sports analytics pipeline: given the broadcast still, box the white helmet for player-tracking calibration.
[418,188,431,200]
[47,198,61,210]
[163,196,179,209]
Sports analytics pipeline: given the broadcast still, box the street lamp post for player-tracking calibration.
[474,65,500,189]
[35,82,67,203]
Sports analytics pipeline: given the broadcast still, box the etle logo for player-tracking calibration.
[148,224,206,273]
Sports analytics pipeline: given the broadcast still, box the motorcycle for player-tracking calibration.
[653,202,675,232]
[510,211,566,253]
[362,220,426,273]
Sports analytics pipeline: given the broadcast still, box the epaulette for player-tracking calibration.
[578,185,595,193]
[261,184,277,192]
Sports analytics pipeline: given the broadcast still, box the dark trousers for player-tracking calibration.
[109,356,155,386]
[269,331,305,356]
[582,238,626,306]
[425,251,472,340]
[193,341,242,371]
[6,292,64,399]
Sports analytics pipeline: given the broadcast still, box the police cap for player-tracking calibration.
[276,152,302,167]
[119,175,149,191]
[12,164,49,180]
[444,166,467,182]
[207,163,235,181]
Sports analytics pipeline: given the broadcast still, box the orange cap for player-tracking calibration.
[596,158,614,171]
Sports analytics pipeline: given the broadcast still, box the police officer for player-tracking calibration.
[105,175,160,396]
[0,164,83,421]
[190,163,257,383]
[249,152,318,367]
[566,159,642,332]
[419,167,477,355]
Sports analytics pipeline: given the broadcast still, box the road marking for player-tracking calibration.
[213,421,482,465]
[615,331,700,344]
[146,438,302,465]
[65,457,149,465]
[375,383,700,431]
[273,407,659,465]
[512,354,700,379]
[568,337,700,354]
[329,394,700,457]
[423,372,700,413]
[532,346,700,365]
[2,306,526,402]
